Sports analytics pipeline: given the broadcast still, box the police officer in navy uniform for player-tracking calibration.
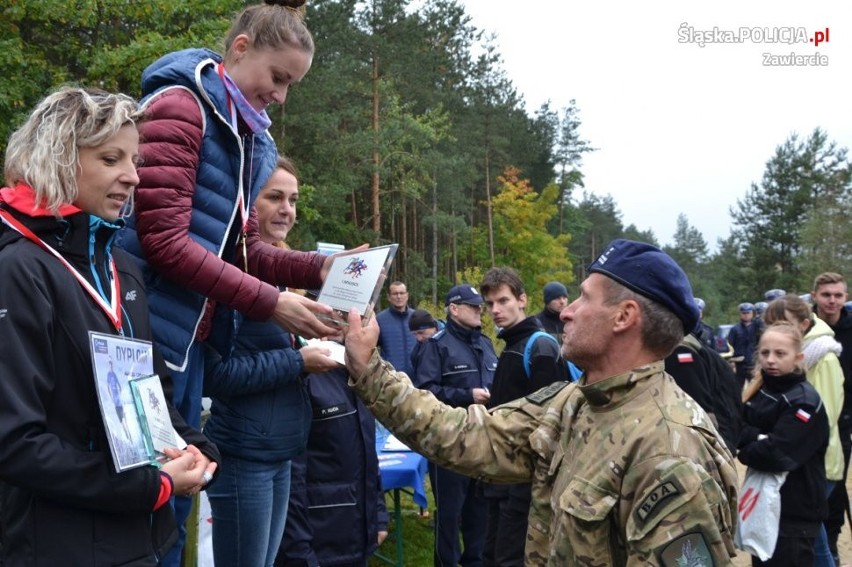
[412,284,498,567]
[728,302,764,389]
[692,297,716,349]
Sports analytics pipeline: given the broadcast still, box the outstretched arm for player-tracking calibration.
[344,309,556,483]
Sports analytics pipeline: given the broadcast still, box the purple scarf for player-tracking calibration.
[220,65,272,134]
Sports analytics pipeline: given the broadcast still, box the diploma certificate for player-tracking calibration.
[89,332,184,472]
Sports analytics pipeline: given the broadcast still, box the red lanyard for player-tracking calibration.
[0,210,122,332]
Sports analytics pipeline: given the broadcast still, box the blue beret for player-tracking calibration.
[588,239,699,333]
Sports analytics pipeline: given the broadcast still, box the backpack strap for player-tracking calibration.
[523,331,583,382]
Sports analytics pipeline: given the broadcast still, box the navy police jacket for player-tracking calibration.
[277,367,388,566]
[412,317,498,407]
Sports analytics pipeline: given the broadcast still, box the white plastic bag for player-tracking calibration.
[734,467,788,561]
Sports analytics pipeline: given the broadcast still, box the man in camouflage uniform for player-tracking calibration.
[343,239,738,566]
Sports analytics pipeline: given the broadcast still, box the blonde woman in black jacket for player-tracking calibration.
[0,87,219,565]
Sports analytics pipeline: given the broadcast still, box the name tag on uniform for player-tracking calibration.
[314,401,354,419]
[525,381,569,405]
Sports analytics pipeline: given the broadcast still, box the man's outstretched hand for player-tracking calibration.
[343,308,380,377]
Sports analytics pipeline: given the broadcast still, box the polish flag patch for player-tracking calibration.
[795,409,812,423]
[677,353,693,363]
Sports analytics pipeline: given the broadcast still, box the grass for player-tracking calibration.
[370,483,435,567]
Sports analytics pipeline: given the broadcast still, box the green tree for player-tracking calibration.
[663,214,712,312]
[622,224,658,246]
[703,235,751,324]
[554,100,596,234]
[0,0,239,163]
[473,167,572,290]
[664,214,707,275]
[565,192,625,282]
[731,128,852,295]
[798,156,852,279]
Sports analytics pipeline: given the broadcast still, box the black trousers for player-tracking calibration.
[826,413,852,550]
[428,462,487,567]
[752,534,816,567]
[483,483,531,567]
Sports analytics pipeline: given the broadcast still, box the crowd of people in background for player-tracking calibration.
[1,1,852,566]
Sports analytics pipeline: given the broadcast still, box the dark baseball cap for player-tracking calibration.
[445,284,483,306]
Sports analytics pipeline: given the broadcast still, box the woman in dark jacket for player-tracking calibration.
[276,366,388,566]
[738,322,829,566]
[203,157,339,567]
[0,87,219,566]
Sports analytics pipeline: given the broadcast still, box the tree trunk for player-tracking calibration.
[431,179,438,305]
[371,50,381,234]
[484,152,495,267]
[400,191,407,279]
[351,188,358,228]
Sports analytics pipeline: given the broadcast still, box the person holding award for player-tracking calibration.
[113,3,344,561]
[203,156,339,567]
[0,87,220,565]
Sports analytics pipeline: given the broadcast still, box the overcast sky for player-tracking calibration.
[458,0,851,250]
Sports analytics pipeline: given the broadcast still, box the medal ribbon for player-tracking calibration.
[217,63,250,271]
[217,64,249,235]
[0,209,122,331]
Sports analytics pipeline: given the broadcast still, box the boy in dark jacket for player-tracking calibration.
[479,267,569,566]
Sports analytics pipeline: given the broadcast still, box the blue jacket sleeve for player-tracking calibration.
[375,469,389,532]
[202,343,304,397]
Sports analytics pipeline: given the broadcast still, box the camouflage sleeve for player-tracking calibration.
[619,453,737,565]
[349,350,552,483]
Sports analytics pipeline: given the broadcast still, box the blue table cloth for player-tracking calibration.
[373,427,430,567]
[377,450,428,508]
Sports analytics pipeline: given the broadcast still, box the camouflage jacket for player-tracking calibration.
[350,351,738,566]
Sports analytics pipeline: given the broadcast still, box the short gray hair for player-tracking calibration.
[601,277,684,358]
[4,87,142,216]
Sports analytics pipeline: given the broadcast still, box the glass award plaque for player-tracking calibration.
[315,243,398,325]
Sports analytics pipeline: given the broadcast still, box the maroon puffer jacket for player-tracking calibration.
[133,88,324,323]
